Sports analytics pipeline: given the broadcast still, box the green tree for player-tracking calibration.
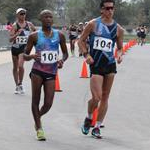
[66,0,87,24]
[1,0,150,28]
[0,0,56,25]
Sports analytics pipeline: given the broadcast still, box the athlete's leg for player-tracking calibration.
[70,39,73,55]
[70,39,76,56]
[40,80,55,117]
[31,73,43,130]
[91,73,114,138]
[141,38,143,46]
[72,39,76,54]
[18,53,24,85]
[97,73,115,123]
[77,38,82,56]
[143,37,146,44]
[78,47,82,57]
[81,74,103,135]
[88,75,104,115]
[137,37,140,45]
[12,55,19,85]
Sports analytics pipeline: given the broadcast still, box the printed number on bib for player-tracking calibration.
[71,31,77,36]
[16,36,28,44]
[41,51,58,64]
[93,37,113,52]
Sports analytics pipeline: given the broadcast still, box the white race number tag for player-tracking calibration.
[93,37,113,52]
[41,51,58,64]
[71,31,77,36]
[16,36,28,44]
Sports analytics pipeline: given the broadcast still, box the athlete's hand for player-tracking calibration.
[117,51,123,64]
[57,59,64,69]
[32,54,41,61]
[85,54,94,64]
[16,29,24,35]
[12,29,24,41]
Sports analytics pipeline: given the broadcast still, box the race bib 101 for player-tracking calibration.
[93,37,113,52]
[41,51,58,64]
[16,36,28,44]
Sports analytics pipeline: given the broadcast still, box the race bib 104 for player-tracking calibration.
[16,36,28,44]
[41,51,58,64]
[93,37,113,52]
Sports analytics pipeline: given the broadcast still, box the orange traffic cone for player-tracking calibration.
[55,72,62,92]
[91,108,98,127]
[80,61,89,78]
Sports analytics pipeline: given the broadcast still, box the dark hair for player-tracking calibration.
[100,0,115,8]
[7,21,11,25]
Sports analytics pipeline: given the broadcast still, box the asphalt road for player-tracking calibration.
[0,44,150,150]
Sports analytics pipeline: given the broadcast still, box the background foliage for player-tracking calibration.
[0,0,149,28]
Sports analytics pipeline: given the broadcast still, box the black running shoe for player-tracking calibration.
[91,127,101,139]
[81,117,92,135]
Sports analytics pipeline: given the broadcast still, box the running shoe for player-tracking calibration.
[14,86,20,94]
[19,84,25,94]
[91,123,105,128]
[100,123,105,128]
[81,117,92,135]
[36,128,46,141]
[91,127,102,139]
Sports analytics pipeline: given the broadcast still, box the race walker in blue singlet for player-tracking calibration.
[89,17,117,76]
[30,28,60,80]
[24,10,68,141]
[78,0,124,139]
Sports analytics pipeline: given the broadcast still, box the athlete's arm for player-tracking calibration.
[78,20,94,64]
[28,22,36,32]
[24,32,39,61]
[78,21,93,55]
[9,24,23,43]
[116,24,124,64]
[58,31,68,68]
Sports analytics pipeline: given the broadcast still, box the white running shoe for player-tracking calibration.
[19,84,25,94]
[14,86,20,94]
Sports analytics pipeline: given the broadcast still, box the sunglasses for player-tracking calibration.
[103,6,114,11]
[19,13,26,16]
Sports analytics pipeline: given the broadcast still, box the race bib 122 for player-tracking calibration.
[16,36,28,44]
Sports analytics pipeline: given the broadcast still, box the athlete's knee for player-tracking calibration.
[88,99,98,108]
[32,100,39,108]
[32,95,40,105]
[13,67,18,72]
[92,94,102,103]
[43,99,53,110]
[102,90,110,102]
[18,65,24,71]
